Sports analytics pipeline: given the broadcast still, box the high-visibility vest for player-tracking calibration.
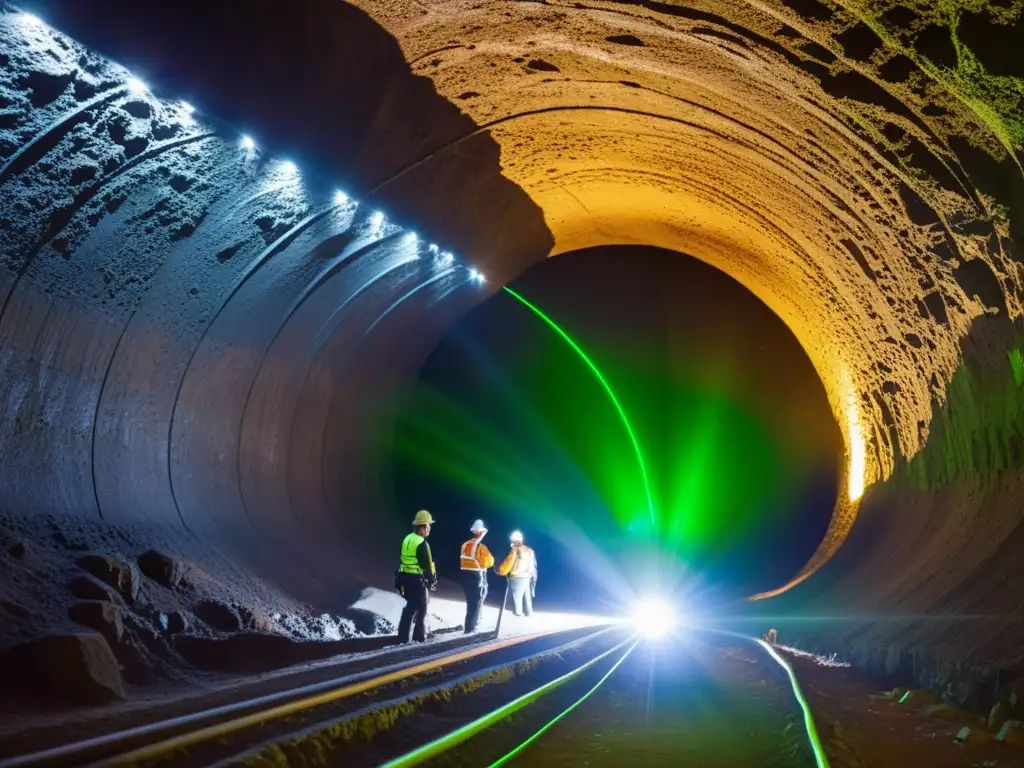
[400,533,425,575]
[498,545,536,578]
[460,538,493,571]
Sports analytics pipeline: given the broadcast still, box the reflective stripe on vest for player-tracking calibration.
[460,538,483,571]
[400,532,424,574]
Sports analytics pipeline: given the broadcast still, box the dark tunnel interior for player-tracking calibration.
[1,0,1024,723]
[390,244,842,613]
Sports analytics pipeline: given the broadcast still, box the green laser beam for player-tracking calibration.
[754,638,829,768]
[503,286,656,531]
[715,629,829,768]
[488,639,638,767]
[378,633,634,768]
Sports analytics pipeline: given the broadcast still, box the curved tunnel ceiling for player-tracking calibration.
[2,0,1023,653]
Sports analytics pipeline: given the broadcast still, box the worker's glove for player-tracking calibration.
[429,579,437,592]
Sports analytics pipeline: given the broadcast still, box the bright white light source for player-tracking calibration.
[442,252,454,265]
[240,135,256,151]
[20,12,44,27]
[405,232,418,244]
[178,101,196,126]
[334,190,348,205]
[126,76,148,96]
[630,597,677,639]
[469,269,481,281]
[279,160,298,174]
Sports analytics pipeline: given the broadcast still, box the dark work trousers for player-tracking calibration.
[509,576,534,616]
[397,573,429,643]
[461,569,488,633]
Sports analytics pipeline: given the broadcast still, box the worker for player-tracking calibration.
[395,510,437,644]
[459,519,495,633]
[496,530,537,617]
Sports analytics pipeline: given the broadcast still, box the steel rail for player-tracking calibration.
[380,633,638,768]
[1,626,611,768]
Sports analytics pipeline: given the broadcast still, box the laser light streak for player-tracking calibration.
[502,286,655,531]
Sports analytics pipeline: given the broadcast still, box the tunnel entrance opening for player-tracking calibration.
[387,244,843,617]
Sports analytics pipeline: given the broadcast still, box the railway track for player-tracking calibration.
[0,624,620,768]
[378,629,829,768]
[2,626,828,768]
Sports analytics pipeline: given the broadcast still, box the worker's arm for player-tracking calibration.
[478,543,495,570]
[496,550,515,577]
[530,548,538,581]
[417,540,437,583]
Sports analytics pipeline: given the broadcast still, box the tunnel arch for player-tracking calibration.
[1,0,1023,671]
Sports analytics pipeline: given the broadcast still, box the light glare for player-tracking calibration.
[844,370,866,502]
[126,76,148,96]
[334,190,348,205]
[630,597,676,638]
[370,211,385,231]
[279,160,298,174]
[441,252,454,265]
[240,135,256,151]
[21,12,43,27]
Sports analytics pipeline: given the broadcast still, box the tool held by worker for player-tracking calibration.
[395,509,438,644]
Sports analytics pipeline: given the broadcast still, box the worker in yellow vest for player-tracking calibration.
[496,530,537,617]
[395,510,437,643]
[459,519,495,633]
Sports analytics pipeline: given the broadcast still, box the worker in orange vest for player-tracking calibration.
[460,519,495,633]
[496,530,537,617]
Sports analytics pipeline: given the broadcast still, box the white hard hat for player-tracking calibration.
[510,529,524,543]
[470,519,487,533]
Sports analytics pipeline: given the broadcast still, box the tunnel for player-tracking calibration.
[1,0,1023,710]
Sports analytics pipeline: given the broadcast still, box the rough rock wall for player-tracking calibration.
[348,0,1024,656]
[0,3,548,603]
[3,0,1024,671]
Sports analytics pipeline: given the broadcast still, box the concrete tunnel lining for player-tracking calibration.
[1,0,1023,687]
